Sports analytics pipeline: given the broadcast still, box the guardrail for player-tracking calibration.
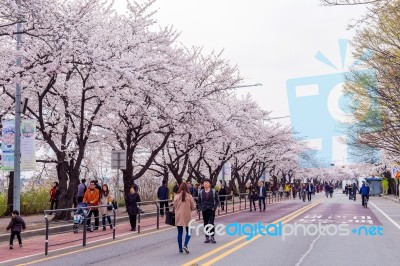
[43,204,116,255]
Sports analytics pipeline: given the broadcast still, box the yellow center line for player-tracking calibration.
[181,199,324,266]
[201,200,324,266]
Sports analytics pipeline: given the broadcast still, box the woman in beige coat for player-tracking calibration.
[100,184,113,231]
[174,182,195,254]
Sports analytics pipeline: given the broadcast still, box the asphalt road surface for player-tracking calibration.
[5,192,400,266]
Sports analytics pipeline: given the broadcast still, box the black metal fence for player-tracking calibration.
[43,205,116,255]
[43,192,289,255]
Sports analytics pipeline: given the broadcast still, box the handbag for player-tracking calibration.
[107,202,113,211]
[165,210,175,226]
[112,199,118,210]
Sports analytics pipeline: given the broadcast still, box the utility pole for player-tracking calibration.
[13,1,22,212]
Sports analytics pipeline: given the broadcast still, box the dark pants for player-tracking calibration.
[258,197,266,211]
[102,214,112,228]
[220,200,225,210]
[77,196,84,204]
[50,200,58,214]
[129,214,137,230]
[177,226,191,252]
[202,209,216,237]
[10,231,22,246]
[307,192,312,201]
[250,199,256,211]
[160,201,169,216]
[87,209,100,229]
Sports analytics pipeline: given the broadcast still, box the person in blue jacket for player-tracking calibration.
[359,181,370,207]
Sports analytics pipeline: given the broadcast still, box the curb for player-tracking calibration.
[381,195,400,204]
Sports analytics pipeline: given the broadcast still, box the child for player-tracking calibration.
[6,210,26,249]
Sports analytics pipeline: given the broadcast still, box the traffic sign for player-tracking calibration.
[111,150,127,170]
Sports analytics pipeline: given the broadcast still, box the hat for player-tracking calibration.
[203,178,212,184]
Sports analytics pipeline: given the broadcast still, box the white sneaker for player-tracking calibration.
[183,245,190,254]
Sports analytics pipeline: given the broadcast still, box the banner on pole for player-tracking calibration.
[1,119,36,171]
[1,120,15,171]
[21,119,36,171]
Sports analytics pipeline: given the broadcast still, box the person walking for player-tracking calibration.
[199,178,219,244]
[83,181,100,230]
[173,182,179,194]
[306,181,314,202]
[126,185,141,231]
[219,185,227,211]
[100,184,113,231]
[351,183,358,201]
[324,183,330,198]
[94,180,102,201]
[329,184,334,198]
[248,184,258,212]
[292,185,297,199]
[278,184,284,200]
[6,210,26,249]
[174,182,196,254]
[157,181,169,217]
[193,183,200,213]
[258,181,266,212]
[77,178,87,204]
[187,180,195,196]
[49,181,60,215]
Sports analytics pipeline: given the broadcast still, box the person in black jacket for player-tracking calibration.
[126,186,141,231]
[219,185,227,211]
[6,210,26,249]
[248,184,258,212]
[157,181,169,217]
[258,181,267,212]
[199,178,219,243]
[306,181,315,202]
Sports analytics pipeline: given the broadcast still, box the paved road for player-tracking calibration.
[4,193,400,266]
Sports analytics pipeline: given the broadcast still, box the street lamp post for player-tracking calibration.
[230,83,262,89]
[13,2,22,212]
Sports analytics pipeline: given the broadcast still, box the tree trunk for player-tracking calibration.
[3,172,13,216]
[122,161,134,201]
[53,162,79,220]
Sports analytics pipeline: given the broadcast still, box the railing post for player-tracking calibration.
[245,194,247,210]
[83,207,87,247]
[137,202,141,234]
[113,208,116,240]
[197,197,201,221]
[239,195,242,211]
[232,195,235,213]
[156,201,160,230]
[225,196,228,214]
[44,212,49,255]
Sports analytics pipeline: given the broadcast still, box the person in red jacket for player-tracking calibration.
[49,181,60,215]
[83,181,100,230]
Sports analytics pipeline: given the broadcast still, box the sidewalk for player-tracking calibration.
[381,194,400,204]
[0,210,170,264]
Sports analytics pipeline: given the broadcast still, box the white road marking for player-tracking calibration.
[369,201,400,231]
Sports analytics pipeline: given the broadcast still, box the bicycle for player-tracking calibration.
[362,196,369,208]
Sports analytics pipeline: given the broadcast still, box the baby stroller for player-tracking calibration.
[73,203,93,233]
